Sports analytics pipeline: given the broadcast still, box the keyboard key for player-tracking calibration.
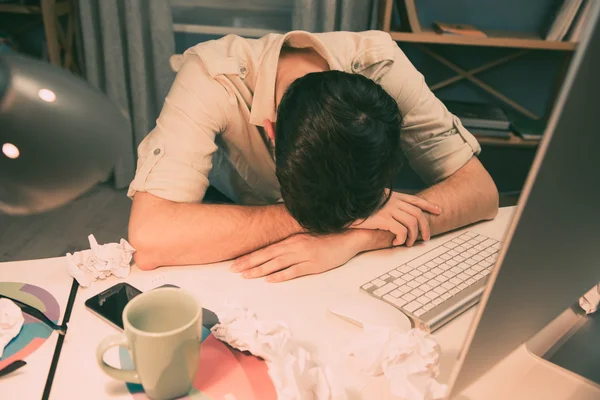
[465,258,477,266]
[425,261,436,268]
[466,239,478,248]
[415,295,430,305]
[389,269,402,278]
[465,269,477,277]
[439,263,452,271]
[449,288,460,295]
[433,275,447,284]
[417,265,429,273]
[456,262,469,271]
[447,250,459,257]
[409,270,421,277]
[402,293,416,302]
[441,293,452,300]
[450,267,462,275]
[362,283,373,290]
[466,278,476,285]
[420,283,432,292]
[449,277,462,286]
[432,257,444,265]
[424,272,436,279]
[414,308,427,317]
[424,291,439,300]
[492,243,501,250]
[458,283,468,290]
[393,278,407,286]
[431,267,443,275]
[415,276,428,284]
[482,269,491,276]
[433,298,444,305]
[407,280,420,288]
[433,286,447,295]
[404,301,421,313]
[463,232,476,238]
[441,253,452,260]
[474,244,485,251]
[472,254,484,262]
[474,235,486,242]
[374,283,398,297]
[447,259,458,267]
[472,264,484,272]
[424,303,435,311]
[390,289,402,298]
[455,245,466,252]
[398,285,411,294]
[380,274,391,281]
[474,273,485,281]
[385,295,407,308]
[442,282,455,290]
[398,265,412,273]
[444,241,458,249]
[457,272,470,280]
[372,279,386,287]
[442,271,455,279]
[412,288,424,297]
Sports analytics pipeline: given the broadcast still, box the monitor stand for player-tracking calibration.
[526,302,600,387]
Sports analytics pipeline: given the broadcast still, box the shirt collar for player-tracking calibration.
[249,31,341,127]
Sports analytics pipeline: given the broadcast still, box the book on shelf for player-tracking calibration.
[443,100,511,131]
[433,21,486,37]
[511,119,546,140]
[546,0,584,41]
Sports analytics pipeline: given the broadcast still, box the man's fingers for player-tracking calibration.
[241,253,299,279]
[397,201,431,241]
[266,262,313,283]
[392,210,418,247]
[231,242,286,272]
[386,220,408,247]
[395,193,442,215]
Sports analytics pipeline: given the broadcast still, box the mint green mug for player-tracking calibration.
[96,288,202,400]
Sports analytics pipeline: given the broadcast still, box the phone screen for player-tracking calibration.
[85,283,142,330]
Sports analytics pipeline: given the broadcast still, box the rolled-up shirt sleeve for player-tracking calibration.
[378,42,481,185]
[127,55,231,203]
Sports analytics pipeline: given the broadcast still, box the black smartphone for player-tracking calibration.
[85,282,143,330]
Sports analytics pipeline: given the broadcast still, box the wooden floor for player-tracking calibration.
[0,184,519,263]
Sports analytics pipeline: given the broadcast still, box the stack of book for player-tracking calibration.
[443,101,511,139]
[546,0,594,42]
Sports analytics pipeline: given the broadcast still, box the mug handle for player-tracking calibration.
[96,334,141,384]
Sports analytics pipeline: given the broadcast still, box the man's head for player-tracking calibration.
[274,70,403,233]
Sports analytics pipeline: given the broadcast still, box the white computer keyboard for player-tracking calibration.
[361,231,502,331]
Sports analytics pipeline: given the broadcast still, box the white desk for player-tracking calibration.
[0,257,74,399]
[49,208,517,400]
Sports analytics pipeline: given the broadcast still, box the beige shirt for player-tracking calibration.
[127,30,481,204]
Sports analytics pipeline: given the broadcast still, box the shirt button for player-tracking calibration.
[353,62,360,70]
[240,66,247,74]
[153,148,161,155]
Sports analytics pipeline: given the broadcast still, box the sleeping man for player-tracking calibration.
[127,30,499,282]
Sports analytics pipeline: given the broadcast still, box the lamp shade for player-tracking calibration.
[0,54,129,215]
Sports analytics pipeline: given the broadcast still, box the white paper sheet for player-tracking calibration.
[0,298,24,358]
[66,234,135,287]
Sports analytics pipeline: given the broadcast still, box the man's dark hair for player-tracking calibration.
[275,70,403,233]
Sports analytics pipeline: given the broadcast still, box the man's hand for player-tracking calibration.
[351,189,442,247]
[230,231,367,283]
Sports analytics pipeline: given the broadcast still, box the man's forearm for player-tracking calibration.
[346,228,395,255]
[417,157,499,236]
[129,193,303,269]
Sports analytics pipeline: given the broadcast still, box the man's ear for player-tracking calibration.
[264,119,276,142]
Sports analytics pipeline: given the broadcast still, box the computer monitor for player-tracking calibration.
[448,1,600,396]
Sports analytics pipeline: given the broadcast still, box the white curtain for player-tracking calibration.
[78,0,175,188]
[292,0,378,32]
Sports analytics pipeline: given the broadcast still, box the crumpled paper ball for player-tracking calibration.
[349,327,447,400]
[66,234,135,287]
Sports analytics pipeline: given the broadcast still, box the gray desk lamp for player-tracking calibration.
[0,54,129,215]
